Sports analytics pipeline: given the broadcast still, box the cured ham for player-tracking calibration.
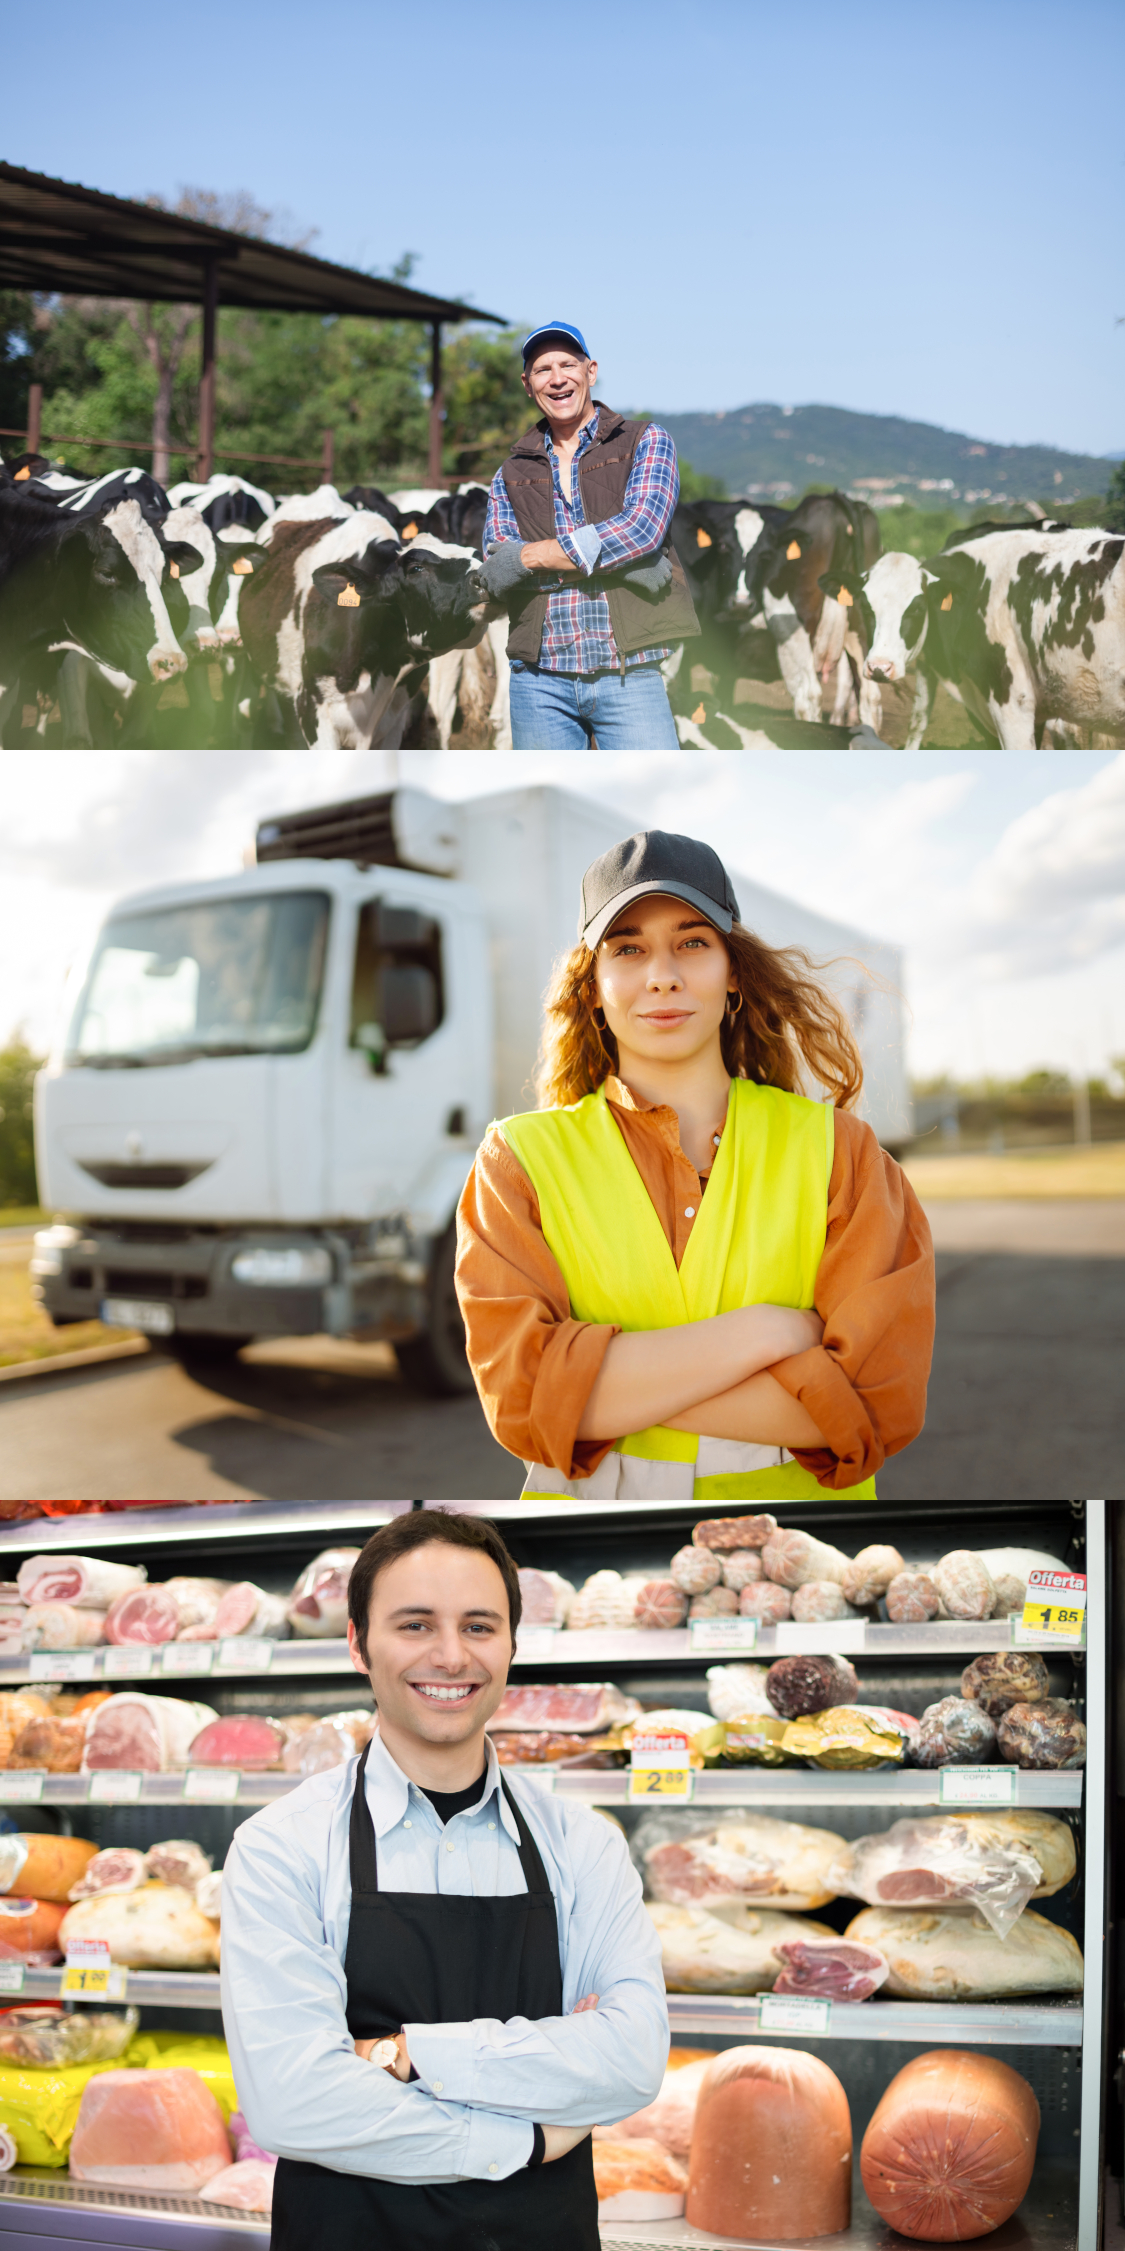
[998,1699,1086,1768]
[22,1605,108,1650]
[0,1833,98,1901]
[68,1847,148,1901]
[208,1582,290,1640]
[515,1568,574,1626]
[487,1683,640,1733]
[837,1812,1075,1939]
[860,2050,1039,2239]
[772,1936,889,2001]
[766,1654,859,1718]
[643,1812,844,1911]
[286,1549,360,1637]
[633,1580,689,1628]
[687,2046,852,2240]
[844,1905,1084,1998]
[104,1587,181,1645]
[59,1883,221,1969]
[69,2066,232,2189]
[692,1515,777,1551]
[145,1840,213,1891]
[649,1902,836,1992]
[187,1716,286,1769]
[83,1694,218,1772]
[0,1897,67,1955]
[8,1715,90,1772]
[15,1556,146,1611]
[593,2137,687,2220]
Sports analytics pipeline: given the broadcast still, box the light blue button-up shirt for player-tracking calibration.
[220,1730,668,2185]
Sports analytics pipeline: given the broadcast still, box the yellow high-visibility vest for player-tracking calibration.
[500,1077,877,1500]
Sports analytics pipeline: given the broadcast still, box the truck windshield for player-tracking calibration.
[66,891,331,1066]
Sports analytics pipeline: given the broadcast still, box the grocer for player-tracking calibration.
[220,1511,667,2251]
[456,827,935,1499]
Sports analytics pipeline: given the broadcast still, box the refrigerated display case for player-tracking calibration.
[0,1494,1106,2251]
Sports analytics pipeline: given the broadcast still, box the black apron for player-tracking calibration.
[271,1740,599,2251]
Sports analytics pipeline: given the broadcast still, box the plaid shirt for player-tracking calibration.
[483,409,680,674]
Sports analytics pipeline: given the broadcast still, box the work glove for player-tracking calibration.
[619,551,673,596]
[479,540,534,602]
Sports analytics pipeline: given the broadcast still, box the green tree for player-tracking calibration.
[0,1039,41,1209]
[1104,460,1125,534]
[677,458,727,502]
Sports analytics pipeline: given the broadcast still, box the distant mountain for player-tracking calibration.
[642,402,1113,505]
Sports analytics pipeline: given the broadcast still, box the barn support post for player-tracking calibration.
[428,321,444,487]
[26,383,42,456]
[196,259,220,483]
[319,428,335,486]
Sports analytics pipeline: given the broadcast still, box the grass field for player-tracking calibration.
[903,1141,1125,1200]
[0,1237,135,1367]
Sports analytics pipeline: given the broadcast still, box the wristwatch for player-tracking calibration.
[369,2038,401,2074]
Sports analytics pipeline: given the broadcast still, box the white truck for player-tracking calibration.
[33,784,911,1392]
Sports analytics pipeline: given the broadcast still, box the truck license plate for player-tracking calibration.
[101,1298,175,1336]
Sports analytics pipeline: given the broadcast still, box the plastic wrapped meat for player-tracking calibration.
[861,2050,1039,2239]
[837,1812,1071,1939]
[960,1651,1050,1719]
[739,1582,791,1622]
[68,1847,148,1901]
[687,2047,852,2242]
[286,1548,360,1638]
[772,1937,889,2001]
[565,1571,648,1631]
[0,1898,67,1954]
[692,1514,776,1552]
[230,2108,275,2164]
[165,1578,232,1637]
[885,1571,941,1624]
[488,1683,641,1733]
[195,1872,223,1921]
[145,1841,213,1892]
[83,1695,219,1772]
[643,1812,844,1911]
[491,1732,603,1765]
[0,1833,98,1902]
[998,1699,1086,1769]
[705,1662,773,1722]
[634,1580,689,1629]
[649,1902,835,1993]
[281,1711,377,1775]
[990,1573,1028,1617]
[623,1711,726,1765]
[842,1545,904,1607]
[204,1582,291,1641]
[0,2004,139,2066]
[60,1884,221,1969]
[721,1716,797,1766]
[782,1706,915,1770]
[688,1586,739,1618]
[845,1904,1084,1998]
[669,1546,722,1594]
[791,1581,854,1623]
[16,1556,146,1610]
[8,1715,90,1772]
[931,1551,996,1622]
[22,1605,108,1650]
[914,1697,998,1767]
[720,1551,762,1591]
[760,1528,851,1590]
[69,2066,232,2188]
[200,2159,276,2212]
[593,2137,687,2220]
[186,1717,286,1769]
[0,1608,26,1652]
[609,2057,711,2157]
[0,1691,61,1767]
[515,1568,573,1627]
[104,1588,181,1645]
[766,1655,859,1719]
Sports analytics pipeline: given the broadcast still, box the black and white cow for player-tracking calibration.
[858,527,1125,747]
[166,473,276,535]
[18,465,172,524]
[735,491,882,728]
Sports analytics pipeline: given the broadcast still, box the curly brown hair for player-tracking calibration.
[535,920,865,1111]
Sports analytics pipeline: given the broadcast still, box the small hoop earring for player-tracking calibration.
[726,990,743,1017]
[591,1006,608,1031]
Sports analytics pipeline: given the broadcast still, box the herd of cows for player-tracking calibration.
[0,451,1122,748]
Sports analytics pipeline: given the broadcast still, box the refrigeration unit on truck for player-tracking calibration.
[32,785,912,1392]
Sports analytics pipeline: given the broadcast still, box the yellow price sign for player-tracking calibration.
[1020,1570,1086,1640]
[60,1962,128,1999]
[628,1766,695,1802]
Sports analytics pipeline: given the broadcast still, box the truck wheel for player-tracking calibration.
[393,1224,474,1396]
[161,1334,253,1367]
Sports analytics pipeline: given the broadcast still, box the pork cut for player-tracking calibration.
[644,1812,844,1911]
[997,1698,1086,1768]
[209,1582,290,1640]
[69,2066,232,2188]
[771,1936,889,2001]
[959,1651,1049,1719]
[59,1884,222,1970]
[145,1840,213,1891]
[23,1603,108,1650]
[104,1587,181,1645]
[844,1904,1084,1997]
[187,1716,286,1769]
[838,1811,1075,1939]
[487,1682,640,1733]
[68,1847,148,1901]
[648,1902,836,1992]
[286,1549,360,1637]
[83,1694,218,1771]
[515,1568,574,1626]
[16,1555,146,1611]
[8,1715,89,1772]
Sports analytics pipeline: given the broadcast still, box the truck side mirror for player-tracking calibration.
[382,964,438,1045]
[354,1021,386,1071]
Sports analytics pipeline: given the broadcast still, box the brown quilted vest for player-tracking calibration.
[499,404,699,668]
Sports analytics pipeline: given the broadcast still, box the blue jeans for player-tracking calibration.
[509,662,680,748]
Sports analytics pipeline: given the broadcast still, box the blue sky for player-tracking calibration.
[6,0,1123,456]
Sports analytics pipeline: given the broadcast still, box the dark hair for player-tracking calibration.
[347,1511,523,1661]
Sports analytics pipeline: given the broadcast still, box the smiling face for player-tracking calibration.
[594,893,735,1074]
[347,1542,512,1773]
[522,346,598,428]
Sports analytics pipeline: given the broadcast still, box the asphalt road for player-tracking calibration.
[2,1204,1122,1502]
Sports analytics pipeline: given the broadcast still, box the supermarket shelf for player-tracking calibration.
[0,1640,363,1688]
[665,1993,1083,2046]
[0,1501,408,1557]
[0,2171,265,2249]
[14,1966,222,2010]
[0,1773,295,1807]
[552,1766,1083,1809]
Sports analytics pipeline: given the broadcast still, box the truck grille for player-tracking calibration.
[104,1271,208,1300]
[77,1162,213,1190]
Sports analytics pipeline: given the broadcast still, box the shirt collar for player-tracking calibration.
[542,406,599,458]
[363,1727,518,1842]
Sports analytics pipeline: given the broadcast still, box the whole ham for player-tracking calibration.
[145,1840,213,1891]
[201,2160,276,2212]
[609,2057,712,2157]
[69,2066,232,2188]
[104,1587,181,1645]
[68,1847,148,1901]
[8,1715,89,1772]
[487,1683,641,1733]
[634,1580,689,1629]
[687,2047,852,2241]
[760,1529,851,1590]
[286,1549,359,1637]
[22,1605,108,1650]
[208,1582,290,1640]
[844,1904,1084,1997]
[772,1937,889,2001]
[836,1811,1075,1939]
[0,1833,98,1901]
[649,1902,836,1992]
[83,1694,218,1772]
[187,1717,286,1769]
[516,1569,574,1626]
[861,2050,1039,2239]
[59,1883,221,1969]
[0,1897,68,1955]
[16,1556,146,1610]
[998,1698,1086,1769]
[593,2137,687,2221]
[692,1515,777,1551]
[643,1812,844,1911]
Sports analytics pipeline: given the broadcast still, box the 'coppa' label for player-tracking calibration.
[940,1766,1015,1805]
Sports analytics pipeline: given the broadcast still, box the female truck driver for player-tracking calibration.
[455,828,935,1503]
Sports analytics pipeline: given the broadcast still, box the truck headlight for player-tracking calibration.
[231,1247,333,1287]
[32,1225,80,1277]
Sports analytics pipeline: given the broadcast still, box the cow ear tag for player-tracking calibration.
[940,592,953,610]
[402,522,419,539]
[233,556,253,575]
[14,465,30,481]
[691,702,707,723]
[786,539,801,559]
[695,526,713,549]
[338,584,361,607]
[838,585,853,607]
[169,562,180,578]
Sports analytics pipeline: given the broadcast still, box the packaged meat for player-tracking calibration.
[187,1717,287,1769]
[721,1716,798,1766]
[837,1811,1075,1939]
[83,1695,218,1772]
[0,2005,139,2066]
[515,1568,573,1627]
[280,1712,377,1775]
[16,1556,146,1611]
[844,1905,1084,1998]
[491,1732,605,1764]
[0,1834,98,1902]
[201,2159,276,2212]
[687,2046,852,2241]
[22,1605,108,1651]
[648,1903,836,1993]
[641,1810,844,1911]
[842,1544,904,1607]
[208,1582,291,1641]
[69,2066,232,2188]
[195,1872,222,1921]
[0,1692,55,1765]
[104,1588,181,1646]
[766,1654,859,1719]
[861,2050,1039,2240]
[790,1580,854,1623]
[593,2136,688,2220]
[8,1715,89,1772]
[60,1884,221,1970]
[622,1711,726,1766]
[689,1586,739,1618]
[68,1849,148,1902]
[692,1514,776,1551]
[633,1580,689,1629]
[990,1573,1028,1617]
[998,1698,1086,1769]
[772,1937,888,2000]
[960,1651,1050,1718]
[487,1683,641,1734]
[782,1706,915,1770]
[565,1570,648,1631]
[739,1582,791,1621]
[230,2107,275,2164]
[670,1545,721,1594]
[0,1610,26,1653]
[286,1548,360,1637]
[145,1841,213,1892]
[885,1571,941,1623]
[720,1550,763,1590]
[931,1551,997,1621]
[914,1696,998,1767]
[705,1663,773,1722]
[609,2056,711,2156]
[760,1528,851,1590]
[0,1899,67,1956]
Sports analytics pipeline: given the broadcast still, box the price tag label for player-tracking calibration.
[184,1768,240,1803]
[29,1652,99,1683]
[60,1964,129,1999]
[103,1646,154,1678]
[0,1772,44,1802]
[0,1963,25,1995]
[940,1766,1015,1805]
[689,1618,759,1655]
[1020,1570,1087,1640]
[216,1638,274,1671]
[774,1620,866,1655]
[161,1644,214,1676]
[628,1732,695,1803]
[759,1995,831,2034]
[514,1627,557,1662]
[88,1771,143,1804]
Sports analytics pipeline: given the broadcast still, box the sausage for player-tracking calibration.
[738,1583,792,1622]
[931,1551,997,1621]
[885,1571,941,1623]
[842,1545,905,1607]
[692,1515,777,1551]
[688,1587,739,1618]
[760,1529,851,1590]
[860,2049,1038,2239]
[669,1547,722,1594]
[634,1581,689,1630]
[766,1655,859,1719]
[720,1551,763,1591]
[791,1580,853,1622]
[687,2046,852,2241]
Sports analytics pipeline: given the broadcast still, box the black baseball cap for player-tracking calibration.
[580,830,741,950]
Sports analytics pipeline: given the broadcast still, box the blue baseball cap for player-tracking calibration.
[521,320,590,365]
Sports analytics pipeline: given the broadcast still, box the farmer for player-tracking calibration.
[455,827,935,1501]
[479,321,698,748]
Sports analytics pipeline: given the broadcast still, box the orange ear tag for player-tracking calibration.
[402,522,419,539]
[169,562,180,578]
[786,540,801,560]
[695,527,713,548]
[940,592,953,611]
[838,585,853,606]
[338,584,361,607]
[14,465,30,480]
[233,556,253,575]
[691,702,707,723]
